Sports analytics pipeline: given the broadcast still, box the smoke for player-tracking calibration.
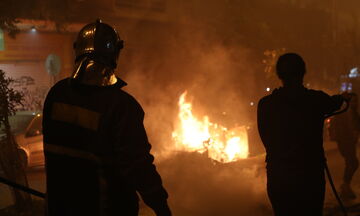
[115,1,268,214]
[113,1,360,215]
[120,19,259,153]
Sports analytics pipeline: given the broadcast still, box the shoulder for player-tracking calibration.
[48,78,71,94]
[45,78,70,100]
[51,78,70,90]
[306,89,335,104]
[306,89,330,98]
[113,88,144,114]
[259,94,272,104]
[113,87,141,107]
[258,93,276,109]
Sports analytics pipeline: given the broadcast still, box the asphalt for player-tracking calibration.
[0,142,359,216]
[324,146,360,216]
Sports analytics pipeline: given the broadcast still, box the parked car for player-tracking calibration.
[0,111,44,168]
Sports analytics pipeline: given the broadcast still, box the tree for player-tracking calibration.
[0,70,32,215]
[0,0,112,37]
[0,0,38,37]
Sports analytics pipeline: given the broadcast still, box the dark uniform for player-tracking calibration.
[43,78,170,216]
[43,20,171,216]
[258,86,343,216]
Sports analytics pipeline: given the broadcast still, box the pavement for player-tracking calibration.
[323,145,360,216]
[0,142,359,216]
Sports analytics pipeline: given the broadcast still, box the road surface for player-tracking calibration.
[0,142,359,215]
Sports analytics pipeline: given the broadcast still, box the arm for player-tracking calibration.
[257,98,270,149]
[320,93,344,115]
[42,86,56,144]
[112,97,171,216]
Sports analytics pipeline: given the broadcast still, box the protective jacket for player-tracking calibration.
[43,78,170,216]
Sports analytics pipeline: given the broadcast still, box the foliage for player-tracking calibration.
[0,0,37,37]
[0,19,20,38]
[19,87,48,111]
[0,70,23,131]
[0,70,32,215]
[0,0,105,36]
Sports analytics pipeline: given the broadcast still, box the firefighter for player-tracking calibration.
[257,53,349,216]
[330,93,359,200]
[42,20,172,216]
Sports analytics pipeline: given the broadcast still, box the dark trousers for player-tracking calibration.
[337,140,359,184]
[266,164,325,216]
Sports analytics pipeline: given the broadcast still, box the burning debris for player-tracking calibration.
[172,91,249,163]
[157,150,270,216]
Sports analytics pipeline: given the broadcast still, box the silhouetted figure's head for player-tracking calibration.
[276,53,306,86]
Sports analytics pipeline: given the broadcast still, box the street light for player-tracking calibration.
[30,26,36,33]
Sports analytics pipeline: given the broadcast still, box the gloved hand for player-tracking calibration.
[341,92,352,102]
[142,194,172,216]
[153,204,172,216]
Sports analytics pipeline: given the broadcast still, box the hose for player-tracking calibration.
[0,176,45,198]
[324,163,348,216]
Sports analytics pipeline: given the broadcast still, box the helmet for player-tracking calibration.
[72,19,124,86]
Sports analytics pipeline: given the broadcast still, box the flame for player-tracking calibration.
[172,92,249,163]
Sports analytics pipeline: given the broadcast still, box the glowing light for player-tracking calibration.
[349,67,359,78]
[83,30,94,36]
[172,91,249,163]
[250,102,254,106]
[30,27,36,33]
[266,87,270,92]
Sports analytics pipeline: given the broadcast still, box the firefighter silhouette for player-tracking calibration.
[257,53,347,215]
[329,93,360,200]
[43,20,172,216]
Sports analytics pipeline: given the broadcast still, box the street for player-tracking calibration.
[0,142,359,215]
[324,147,360,216]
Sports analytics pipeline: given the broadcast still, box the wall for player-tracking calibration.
[0,30,75,110]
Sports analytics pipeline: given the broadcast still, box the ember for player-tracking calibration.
[172,91,249,163]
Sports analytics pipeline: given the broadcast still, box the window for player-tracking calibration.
[0,114,34,136]
[25,115,42,137]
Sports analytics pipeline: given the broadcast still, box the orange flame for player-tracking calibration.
[172,92,249,163]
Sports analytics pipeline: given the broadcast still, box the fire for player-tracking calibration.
[172,92,249,163]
